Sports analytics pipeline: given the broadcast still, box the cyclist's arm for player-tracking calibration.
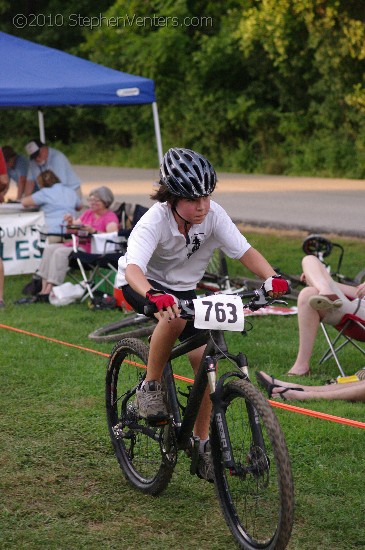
[239,247,277,280]
[125,263,179,319]
[125,264,153,297]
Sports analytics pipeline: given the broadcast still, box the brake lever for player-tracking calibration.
[270,299,288,306]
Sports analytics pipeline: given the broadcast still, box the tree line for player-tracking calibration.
[1,0,364,177]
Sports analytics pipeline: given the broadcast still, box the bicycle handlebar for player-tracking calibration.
[144,287,288,319]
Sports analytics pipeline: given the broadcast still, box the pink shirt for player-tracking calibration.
[66,209,119,253]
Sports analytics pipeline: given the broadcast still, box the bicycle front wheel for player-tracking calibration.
[210,380,294,550]
[106,338,175,495]
[89,314,155,342]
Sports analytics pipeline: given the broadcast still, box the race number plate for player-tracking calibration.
[193,294,245,331]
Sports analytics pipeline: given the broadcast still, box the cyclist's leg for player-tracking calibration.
[187,343,215,482]
[188,345,212,441]
[146,315,187,381]
[123,282,195,420]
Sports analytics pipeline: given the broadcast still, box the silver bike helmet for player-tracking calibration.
[160,148,217,198]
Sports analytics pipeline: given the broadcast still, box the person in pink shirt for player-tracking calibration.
[32,186,118,302]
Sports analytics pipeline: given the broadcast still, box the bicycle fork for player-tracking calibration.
[209,356,267,476]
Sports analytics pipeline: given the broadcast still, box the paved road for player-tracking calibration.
[75,165,365,237]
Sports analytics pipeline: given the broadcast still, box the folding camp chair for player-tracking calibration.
[66,203,148,302]
[116,203,149,238]
[319,313,365,377]
[67,232,127,302]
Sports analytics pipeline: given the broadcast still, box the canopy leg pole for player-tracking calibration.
[38,109,46,142]
[152,102,163,165]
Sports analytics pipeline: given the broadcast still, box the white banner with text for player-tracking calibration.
[0,211,45,275]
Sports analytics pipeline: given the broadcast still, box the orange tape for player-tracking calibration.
[1,323,364,429]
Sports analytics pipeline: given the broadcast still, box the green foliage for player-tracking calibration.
[1,0,365,176]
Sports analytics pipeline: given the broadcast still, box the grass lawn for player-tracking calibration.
[1,230,364,549]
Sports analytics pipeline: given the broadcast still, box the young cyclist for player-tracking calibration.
[117,147,288,481]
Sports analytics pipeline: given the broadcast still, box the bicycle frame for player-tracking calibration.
[163,327,267,472]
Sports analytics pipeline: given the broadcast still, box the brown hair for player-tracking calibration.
[36,170,60,188]
[150,182,179,207]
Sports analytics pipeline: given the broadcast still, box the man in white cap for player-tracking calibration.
[24,139,82,199]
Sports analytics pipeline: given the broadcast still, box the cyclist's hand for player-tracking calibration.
[262,275,289,298]
[146,289,180,320]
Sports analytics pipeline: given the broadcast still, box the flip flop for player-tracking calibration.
[255,371,282,398]
[309,294,343,311]
[272,387,305,401]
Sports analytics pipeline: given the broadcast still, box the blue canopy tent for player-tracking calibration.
[0,32,163,162]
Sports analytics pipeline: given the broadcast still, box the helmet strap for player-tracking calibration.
[172,205,191,245]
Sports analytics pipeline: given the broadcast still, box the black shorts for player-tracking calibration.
[122,280,200,341]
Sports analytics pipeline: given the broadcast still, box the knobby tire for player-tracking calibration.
[210,380,294,550]
[89,314,155,342]
[106,338,175,495]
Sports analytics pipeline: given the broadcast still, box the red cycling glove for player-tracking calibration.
[263,275,289,295]
[146,289,176,311]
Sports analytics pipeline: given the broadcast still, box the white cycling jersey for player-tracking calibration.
[117,200,251,291]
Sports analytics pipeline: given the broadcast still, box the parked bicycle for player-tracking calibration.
[106,288,294,550]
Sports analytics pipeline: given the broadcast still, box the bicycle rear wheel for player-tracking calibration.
[106,338,176,495]
[210,380,294,550]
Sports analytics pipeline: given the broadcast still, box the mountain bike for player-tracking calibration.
[105,288,294,550]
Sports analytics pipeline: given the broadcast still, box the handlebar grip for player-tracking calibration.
[143,303,158,317]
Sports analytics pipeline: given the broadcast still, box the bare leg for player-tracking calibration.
[258,371,365,393]
[147,322,211,440]
[301,255,338,293]
[145,316,186,382]
[287,286,322,375]
[287,255,356,376]
[271,381,365,401]
[188,346,211,441]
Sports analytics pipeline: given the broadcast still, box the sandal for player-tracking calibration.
[309,294,343,311]
[273,387,304,401]
[255,371,282,398]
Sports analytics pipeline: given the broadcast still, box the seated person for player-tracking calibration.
[256,370,365,402]
[21,170,81,241]
[2,145,29,200]
[33,186,118,302]
[281,255,365,377]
